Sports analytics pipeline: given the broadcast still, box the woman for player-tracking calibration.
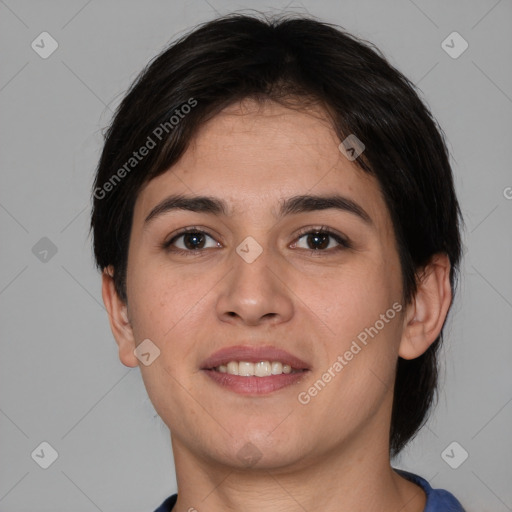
[91,13,465,511]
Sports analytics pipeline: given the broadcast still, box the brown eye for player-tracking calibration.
[180,232,207,250]
[304,232,330,250]
[294,228,350,252]
[163,228,220,254]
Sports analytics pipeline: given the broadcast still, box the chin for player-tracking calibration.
[216,430,308,469]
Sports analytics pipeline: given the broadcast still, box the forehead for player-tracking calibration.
[135,99,389,229]
[182,99,348,185]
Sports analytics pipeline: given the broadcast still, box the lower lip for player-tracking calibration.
[202,369,309,395]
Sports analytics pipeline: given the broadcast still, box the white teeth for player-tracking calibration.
[255,361,271,377]
[227,361,239,375]
[213,361,297,376]
[239,361,254,376]
[271,361,283,375]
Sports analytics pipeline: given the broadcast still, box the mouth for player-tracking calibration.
[200,345,310,395]
[210,360,304,376]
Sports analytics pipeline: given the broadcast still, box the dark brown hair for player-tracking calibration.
[90,12,463,456]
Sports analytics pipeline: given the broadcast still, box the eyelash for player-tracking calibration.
[162,225,351,257]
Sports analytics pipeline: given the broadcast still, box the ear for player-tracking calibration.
[101,266,139,367]
[399,253,452,360]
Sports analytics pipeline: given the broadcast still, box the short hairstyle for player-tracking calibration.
[90,12,463,456]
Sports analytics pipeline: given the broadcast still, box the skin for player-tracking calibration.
[102,99,452,512]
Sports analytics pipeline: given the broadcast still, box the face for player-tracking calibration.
[119,99,406,470]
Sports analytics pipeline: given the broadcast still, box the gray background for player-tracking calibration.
[1,0,511,510]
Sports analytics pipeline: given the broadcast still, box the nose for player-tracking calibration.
[215,241,294,327]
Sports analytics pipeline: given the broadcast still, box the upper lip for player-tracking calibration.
[201,345,311,371]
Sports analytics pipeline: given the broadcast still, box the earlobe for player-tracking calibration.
[101,266,139,368]
[399,254,452,360]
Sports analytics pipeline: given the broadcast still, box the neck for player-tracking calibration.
[169,424,426,512]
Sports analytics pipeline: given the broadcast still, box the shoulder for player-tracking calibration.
[153,493,178,512]
[396,469,466,512]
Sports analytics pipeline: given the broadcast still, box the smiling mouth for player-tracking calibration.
[210,360,306,376]
[200,345,310,394]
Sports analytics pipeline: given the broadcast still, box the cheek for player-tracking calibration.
[126,265,207,410]
[127,258,219,347]
[304,256,403,395]
[299,257,399,337]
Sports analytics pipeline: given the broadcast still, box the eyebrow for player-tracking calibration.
[144,193,372,226]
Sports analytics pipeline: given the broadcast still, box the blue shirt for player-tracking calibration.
[397,470,466,511]
[153,471,465,511]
